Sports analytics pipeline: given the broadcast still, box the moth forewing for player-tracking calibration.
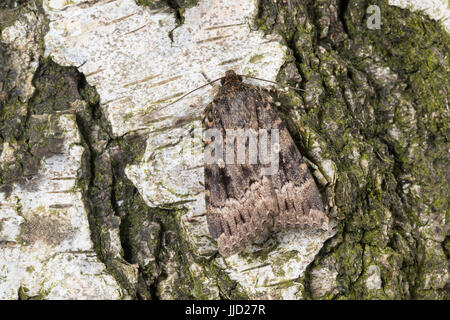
[203,70,328,256]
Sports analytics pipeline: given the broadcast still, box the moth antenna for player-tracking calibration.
[240,75,305,92]
[162,77,223,108]
[200,71,215,86]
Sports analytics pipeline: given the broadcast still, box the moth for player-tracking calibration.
[203,70,328,256]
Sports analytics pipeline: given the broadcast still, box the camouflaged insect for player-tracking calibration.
[204,70,328,256]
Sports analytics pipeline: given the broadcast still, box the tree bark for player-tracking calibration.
[0,0,448,299]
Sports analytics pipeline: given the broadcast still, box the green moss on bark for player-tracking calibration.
[257,0,449,299]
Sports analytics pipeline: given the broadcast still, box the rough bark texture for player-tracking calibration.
[0,0,448,299]
[255,0,449,299]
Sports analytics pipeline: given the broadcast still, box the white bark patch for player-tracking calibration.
[365,265,382,291]
[1,12,43,101]
[310,266,339,298]
[0,114,126,299]
[43,0,336,298]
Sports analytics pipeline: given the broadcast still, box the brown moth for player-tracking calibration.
[204,70,328,256]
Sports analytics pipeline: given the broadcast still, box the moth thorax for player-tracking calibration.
[221,70,243,85]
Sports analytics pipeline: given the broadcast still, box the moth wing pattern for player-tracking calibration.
[204,71,328,256]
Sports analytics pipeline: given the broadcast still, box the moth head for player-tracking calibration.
[221,70,242,85]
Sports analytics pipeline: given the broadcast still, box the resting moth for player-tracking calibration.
[204,70,328,256]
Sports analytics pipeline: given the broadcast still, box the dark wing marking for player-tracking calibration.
[205,78,327,256]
